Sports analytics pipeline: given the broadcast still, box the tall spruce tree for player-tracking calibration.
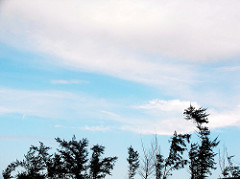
[89,144,117,179]
[184,105,219,179]
[127,146,140,179]
[162,131,190,179]
[55,135,89,179]
[2,142,51,179]
[155,153,164,179]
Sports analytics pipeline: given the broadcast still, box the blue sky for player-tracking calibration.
[1,0,240,178]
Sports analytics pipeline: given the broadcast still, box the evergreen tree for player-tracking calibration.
[127,146,140,179]
[2,162,17,179]
[2,142,48,179]
[155,154,164,179]
[188,143,199,179]
[184,105,219,179]
[56,135,89,179]
[89,144,117,179]
[162,131,190,179]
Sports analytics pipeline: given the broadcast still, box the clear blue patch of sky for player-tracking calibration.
[190,59,240,94]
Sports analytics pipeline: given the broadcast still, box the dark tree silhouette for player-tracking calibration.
[2,162,17,179]
[162,131,190,179]
[2,142,49,179]
[188,143,199,179]
[89,144,117,179]
[184,105,219,179]
[29,142,59,178]
[55,135,89,179]
[155,153,164,179]
[127,146,140,179]
[2,136,119,179]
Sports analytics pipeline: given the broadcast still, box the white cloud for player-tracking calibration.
[209,106,240,129]
[1,0,240,104]
[51,80,88,85]
[4,0,240,96]
[0,135,51,142]
[217,66,240,72]
[0,88,111,120]
[120,116,194,135]
[1,0,240,61]
[100,110,119,117]
[0,106,11,114]
[82,125,110,132]
[129,99,240,135]
[135,99,198,112]
[54,124,110,132]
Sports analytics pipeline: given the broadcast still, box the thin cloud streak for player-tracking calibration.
[54,124,111,132]
[217,66,240,72]
[135,99,199,112]
[0,88,111,120]
[51,80,89,85]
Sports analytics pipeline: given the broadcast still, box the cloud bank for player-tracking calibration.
[1,0,240,93]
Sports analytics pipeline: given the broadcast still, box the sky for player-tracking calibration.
[0,0,240,178]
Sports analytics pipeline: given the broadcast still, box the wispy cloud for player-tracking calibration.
[0,135,51,142]
[208,106,240,129]
[135,99,199,112]
[100,110,119,117]
[0,87,111,120]
[128,99,240,135]
[0,106,11,114]
[51,80,88,85]
[217,66,240,72]
[54,124,110,132]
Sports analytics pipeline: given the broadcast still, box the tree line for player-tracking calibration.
[2,105,240,179]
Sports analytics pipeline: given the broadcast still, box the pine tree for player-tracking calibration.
[162,131,190,179]
[127,146,140,179]
[89,144,117,179]
[155,154,164,179]
[184,105,219,179]
[55,135,89,179]
[2,142,49,179]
